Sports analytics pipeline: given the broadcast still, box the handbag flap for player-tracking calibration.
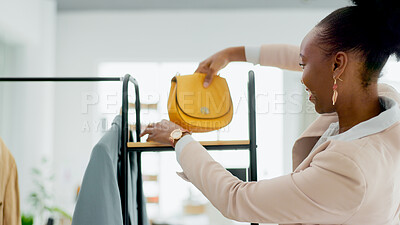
[175,73,232,119]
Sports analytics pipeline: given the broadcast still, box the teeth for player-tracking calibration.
[305,89,311,98]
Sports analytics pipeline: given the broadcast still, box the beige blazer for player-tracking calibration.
[0,137,21,225]
[178,45,400,225]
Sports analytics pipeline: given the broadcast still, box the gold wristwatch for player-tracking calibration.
[169,129,191,147]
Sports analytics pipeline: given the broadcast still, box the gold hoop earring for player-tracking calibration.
[332,77,343,105]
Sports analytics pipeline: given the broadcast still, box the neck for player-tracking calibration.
[336,86,382,133]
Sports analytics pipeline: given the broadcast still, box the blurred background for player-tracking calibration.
[1,0,400,224]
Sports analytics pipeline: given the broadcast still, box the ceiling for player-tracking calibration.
[56,0,351,11]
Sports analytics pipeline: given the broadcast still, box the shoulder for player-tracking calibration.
[378,83,400,104]
[326,121,400,158]
[320,122,400,184]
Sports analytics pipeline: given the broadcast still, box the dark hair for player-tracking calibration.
[315,0,400,86]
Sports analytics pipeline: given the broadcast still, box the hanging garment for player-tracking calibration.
[0,137,21,225]
[72,115,149,225]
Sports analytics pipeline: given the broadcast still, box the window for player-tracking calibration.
[381,58,400,92]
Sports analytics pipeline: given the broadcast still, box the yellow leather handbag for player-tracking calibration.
[167,73,233,132]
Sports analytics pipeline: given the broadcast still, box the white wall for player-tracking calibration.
[56,9,327,65]
[0,0,56,215]
[0,0,42,44]
[55,8,337,215]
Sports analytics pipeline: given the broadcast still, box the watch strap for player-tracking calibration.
[170,129,191,147]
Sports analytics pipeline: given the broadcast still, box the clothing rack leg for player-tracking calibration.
[121,74,142,225]
[248,70,257,182]
[121,75,130,225]
[248,70,258,225]
[136,151,143,225]
[133,75,143,225]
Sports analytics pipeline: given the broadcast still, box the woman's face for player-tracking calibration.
[300,28,336,114]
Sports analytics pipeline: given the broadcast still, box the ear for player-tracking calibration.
[332,51,348,79]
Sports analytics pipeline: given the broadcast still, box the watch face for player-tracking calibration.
[171,129,182,139]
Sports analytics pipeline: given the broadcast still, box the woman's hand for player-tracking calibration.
[139,120,183,145]
[195,46,246,88]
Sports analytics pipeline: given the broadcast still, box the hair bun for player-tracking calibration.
[351,0,400,9]
[351,0,400,59]
[351,0,374,7]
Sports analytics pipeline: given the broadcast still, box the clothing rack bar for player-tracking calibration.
[0,77,121,82]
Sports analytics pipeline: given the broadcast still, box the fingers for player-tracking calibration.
[203,75,213,88]
[195,60,215,88]
[139,120,182,144]
[139,120,175,138]
[204,62,220,88]
[196,56,225,88]
[146,133,155,142]
[195,66,208,74]
[140,123,157,142]
[195,59,211,74]
[139,127,154,137]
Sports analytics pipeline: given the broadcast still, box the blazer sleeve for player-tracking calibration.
[259,44,302,72]
[178,141,366,224]
[3,159,21,225]
[0,138,21,225]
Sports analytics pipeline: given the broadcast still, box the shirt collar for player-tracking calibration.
[328,96,400,141]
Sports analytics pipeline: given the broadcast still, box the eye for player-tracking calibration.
[299,63,306,70]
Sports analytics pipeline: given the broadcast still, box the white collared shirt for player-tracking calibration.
[310,96,400,153]
[175,134,195,163]
[245,46,261,65]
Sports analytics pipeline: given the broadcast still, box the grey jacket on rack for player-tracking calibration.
[72,115,149,225]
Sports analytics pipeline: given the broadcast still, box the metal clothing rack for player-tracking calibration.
[124,70,258,225]
[0,71,258,225]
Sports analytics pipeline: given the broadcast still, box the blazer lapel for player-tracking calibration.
[292,113,338,171]
[293,140,332,172]
[292,136,320,171]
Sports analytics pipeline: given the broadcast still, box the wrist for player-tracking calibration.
[226,46,246,62]
[169,128,192,147]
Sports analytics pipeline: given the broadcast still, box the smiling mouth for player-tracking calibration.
[305,89,315,101]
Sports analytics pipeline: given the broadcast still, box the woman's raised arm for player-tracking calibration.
[195,44,301,88]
